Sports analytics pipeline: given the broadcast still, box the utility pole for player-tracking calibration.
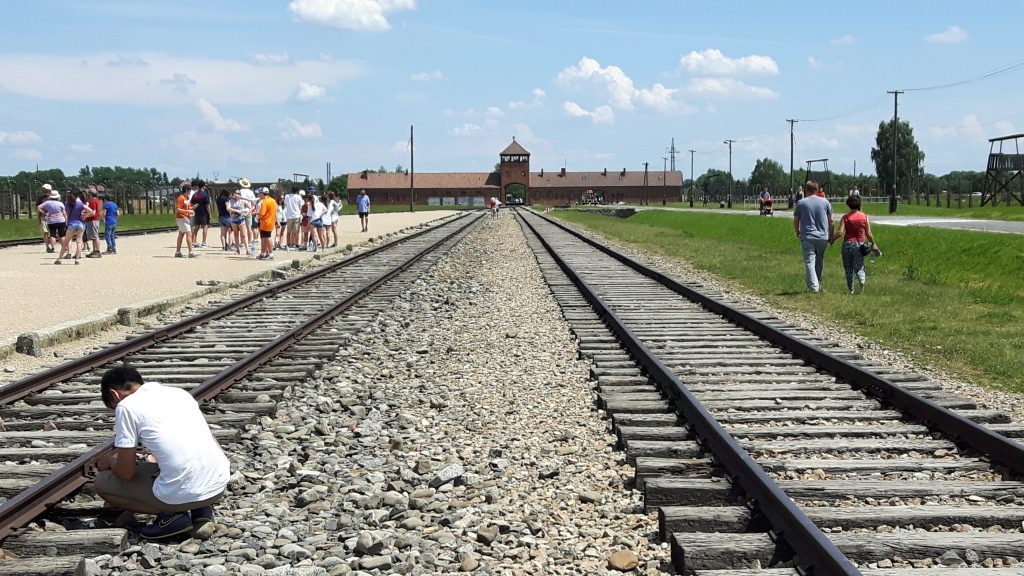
[723,139,735,208]
[666,138,678,171]
[409,125,414,212]
[786,119,797,208]
[662,157,668,206]
[642,162,649,206]
[688,149,695,207]
[887,90,903,213]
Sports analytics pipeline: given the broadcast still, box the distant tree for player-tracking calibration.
[327,175,349,201]
[696,169,732,197]
[394,164,405,174]
[377,165,387,174]
[748,158,787,194]
[871,119,925,199]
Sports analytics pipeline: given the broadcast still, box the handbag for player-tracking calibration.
[859,242,873,256]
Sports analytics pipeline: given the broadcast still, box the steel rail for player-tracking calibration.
[0,213,480,541]
[0,213,471,406]
[516,209,860,576]
[0,226,178,250]
[525,208,1024,477]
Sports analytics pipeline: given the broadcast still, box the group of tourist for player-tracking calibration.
[37,184,120,265]
[174,179,372,260]
[792,180,881,294]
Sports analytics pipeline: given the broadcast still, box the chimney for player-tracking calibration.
[560,167,566,177]
[361,170,369,178]
[540,168,544,177]
[621,168,626,176]
[602,168,607,176]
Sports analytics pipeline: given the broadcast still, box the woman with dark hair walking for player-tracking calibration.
[831,194,878,294]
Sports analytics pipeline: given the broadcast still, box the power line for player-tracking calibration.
[796,94,888,123]
[902,57,1024,92]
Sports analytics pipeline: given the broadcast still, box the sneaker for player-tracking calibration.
[297,246,307,251]
[266,255,274,260]
[74,258,80,265]
[175,252,184,258]
[63,254,72,259]
[188,252,200,258]
[86,252,102,259]
[54,259,62,265]
[139,512,193,540]
[46,247,54,253]
[190,506,214,527]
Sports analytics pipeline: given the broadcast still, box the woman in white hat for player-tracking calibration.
[37,186,67,256]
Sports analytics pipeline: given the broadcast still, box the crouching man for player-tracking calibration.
[93,367,230,540]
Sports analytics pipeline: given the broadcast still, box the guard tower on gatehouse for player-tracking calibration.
[499,138,530,203]
[804,158,831,195]
[983,134,1024,206]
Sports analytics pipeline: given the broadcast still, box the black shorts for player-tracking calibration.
[47,222,67,238]
[358,211,368,218]
[194,213,211,226]
[259,230,272,239]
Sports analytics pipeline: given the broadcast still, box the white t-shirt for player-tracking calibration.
[284,193,303,219]
[327,199,340,223]
[113,382,230,505]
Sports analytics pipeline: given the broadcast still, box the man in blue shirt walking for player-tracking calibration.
[356,190,371,233]
[792,181,834,293]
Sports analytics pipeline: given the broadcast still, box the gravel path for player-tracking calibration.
[90,213,670,575]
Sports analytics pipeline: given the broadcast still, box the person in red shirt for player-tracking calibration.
[830,194,878,294]
[84,188,103,258]
[174,185,198,258]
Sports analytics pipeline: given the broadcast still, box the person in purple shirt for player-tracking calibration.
[58,189,89,264]
[37,187,67,254]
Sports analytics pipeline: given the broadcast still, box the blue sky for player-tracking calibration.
[2,1,1023,185]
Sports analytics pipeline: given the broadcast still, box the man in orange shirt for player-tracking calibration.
[175,185,198,258]
[256,188,278,260]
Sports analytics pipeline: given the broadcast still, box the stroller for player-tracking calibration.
[759,195,774,216]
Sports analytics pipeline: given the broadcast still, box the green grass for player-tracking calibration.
[0,213,173,241]
[647,200,1024,221]
[549,208,1024,392]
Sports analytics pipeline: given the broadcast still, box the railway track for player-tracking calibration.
[515,207,1024,575]
[0,212,482,575]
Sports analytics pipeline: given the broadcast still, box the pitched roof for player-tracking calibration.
[348,171,500,190]
[500,139,530,156]
[529,170,683,189]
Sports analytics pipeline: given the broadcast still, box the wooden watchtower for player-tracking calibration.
[982,134,1024,206]
[804,158,831,195]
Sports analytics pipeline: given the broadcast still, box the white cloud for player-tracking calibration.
[280,118,323,139]
[557,57,691,116]
[0,52,361,105]
[508,88,546,110]
[69,143,93,153]
[288,0,415,32]
[678,49,778,76]
[295,81,326,101]
[169,131,265,165]
[105,54,149,67]
[252,53,290,66]
[686,78,777,99]
[485,106,504,118]
[12,148,42,161]
[928,114,986,141]
[807,56,822,70]
[196,98,245,132]
[830,34,856,45]
[927,25,968,43]
[411,70,444,81]
[557,57,636,110]
[562,102,614,124]
[449,123,482,136]
[0,130,42,144]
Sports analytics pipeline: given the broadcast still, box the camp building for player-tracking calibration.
[346,139,684,206]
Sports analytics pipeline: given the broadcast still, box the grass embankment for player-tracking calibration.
[0,205,477,241]
[549,209,1024,393]
[653,200,1024,221]
[0,213,172,241]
